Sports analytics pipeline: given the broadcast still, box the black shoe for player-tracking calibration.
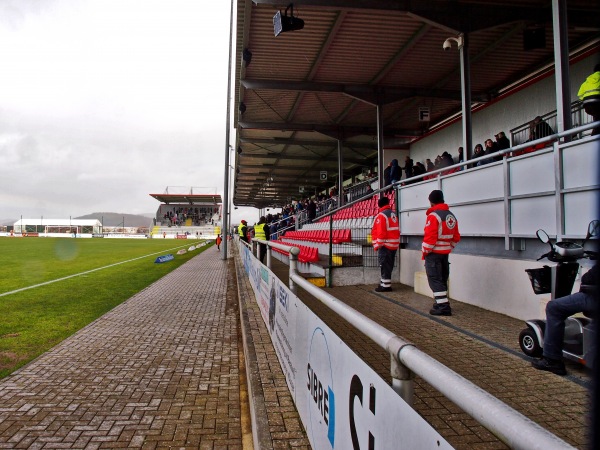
[374,286,392,292]
[531,357,566,375]
[429,304,452,316]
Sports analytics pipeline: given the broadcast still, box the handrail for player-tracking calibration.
[243,237,576,450]
[310,121,599,223]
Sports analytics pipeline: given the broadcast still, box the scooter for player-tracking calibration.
[518,220,599,368]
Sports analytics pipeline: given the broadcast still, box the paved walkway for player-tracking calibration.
[0,248,252,449]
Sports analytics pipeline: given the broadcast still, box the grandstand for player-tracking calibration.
[232,3,600,326]
[149,186,222,239]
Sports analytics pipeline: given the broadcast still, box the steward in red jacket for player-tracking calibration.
[371,196,400,292]
[422,190,460,316]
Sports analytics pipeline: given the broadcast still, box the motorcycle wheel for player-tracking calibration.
[519,328,542,357]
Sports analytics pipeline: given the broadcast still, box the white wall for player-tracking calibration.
[409,56,597,165]
[400,249,548,320]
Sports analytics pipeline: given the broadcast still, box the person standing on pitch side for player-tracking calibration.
[238,220,248,243]
[422,190,460,316]
[253,216,270,263]
[371,196,400,292]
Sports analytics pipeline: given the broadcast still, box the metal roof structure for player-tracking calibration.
[232,0,600,208]
[149,193,223,205]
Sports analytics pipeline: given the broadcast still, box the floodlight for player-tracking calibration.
[274,4,304,37]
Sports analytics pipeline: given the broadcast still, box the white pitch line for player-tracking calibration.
[0,243,202,298]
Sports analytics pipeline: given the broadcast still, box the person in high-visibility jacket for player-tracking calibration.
[371,196,400,292]
[238,220,248,243]
[253,216,270,263]
[422,190,460,316]
[578,63,600,136]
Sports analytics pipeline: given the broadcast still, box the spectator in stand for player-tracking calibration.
[307,199,317,222]
[389,159,401,184]
[495,131,510,153]
[413,162,426,181]
[426,158,435,172]
[383,161,392,187]
[528,116,553,141]
[441,151,454,168]
[402,156,414,180]
[455,147,464,167]
[473,143,485,166]
[483,138,499,164]
[578,63,600,135]
[270,221,278,240]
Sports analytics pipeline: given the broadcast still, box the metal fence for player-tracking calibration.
[510,100,594,145]
[245,238,575,450]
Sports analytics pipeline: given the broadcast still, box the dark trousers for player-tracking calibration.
[259,243,267,263]
[583,99,600,135]
[543,291,596,360]
[377,247,397,288]
[424,253,450,304]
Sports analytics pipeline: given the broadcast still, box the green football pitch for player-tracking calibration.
[0,237,212,378]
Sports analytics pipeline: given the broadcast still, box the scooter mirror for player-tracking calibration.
[536,229,550,244]
[587,220,600,239]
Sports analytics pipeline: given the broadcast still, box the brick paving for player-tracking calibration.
[233,252,310,450]
[0,249,246,449]
[267,258,593,450]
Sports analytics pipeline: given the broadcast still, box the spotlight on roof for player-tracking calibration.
[273,3,304,37]
[242,48,252,67]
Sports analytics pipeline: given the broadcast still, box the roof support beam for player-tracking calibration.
[241,79,488,103]
[239,137,377,149]
[238,121,421,138]
[239,153,369,165]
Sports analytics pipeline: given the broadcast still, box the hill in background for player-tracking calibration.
[75,212,153,227]
[0,212,154,228]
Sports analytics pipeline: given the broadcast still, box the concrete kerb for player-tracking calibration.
[233,247,273,450]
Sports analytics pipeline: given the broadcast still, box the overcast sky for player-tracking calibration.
[0,0,256,225]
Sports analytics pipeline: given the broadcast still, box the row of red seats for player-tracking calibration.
[282,229,351,244]
[318,193,396,222]
[272,242,319,263]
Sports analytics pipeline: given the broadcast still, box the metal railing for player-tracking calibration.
[510,100,594,145]
[243,237,575,450]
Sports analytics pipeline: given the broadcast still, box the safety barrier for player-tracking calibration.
[245,237,575,450]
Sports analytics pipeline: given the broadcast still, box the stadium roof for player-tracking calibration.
[232,0,600,208]
[149,193,223,205]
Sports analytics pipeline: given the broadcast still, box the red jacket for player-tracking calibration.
[422,203,460,258]
[371,205,400,251]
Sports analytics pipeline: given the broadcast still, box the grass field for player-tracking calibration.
[0,237,212,378]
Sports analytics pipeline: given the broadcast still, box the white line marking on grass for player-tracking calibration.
[0,242,204,298]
